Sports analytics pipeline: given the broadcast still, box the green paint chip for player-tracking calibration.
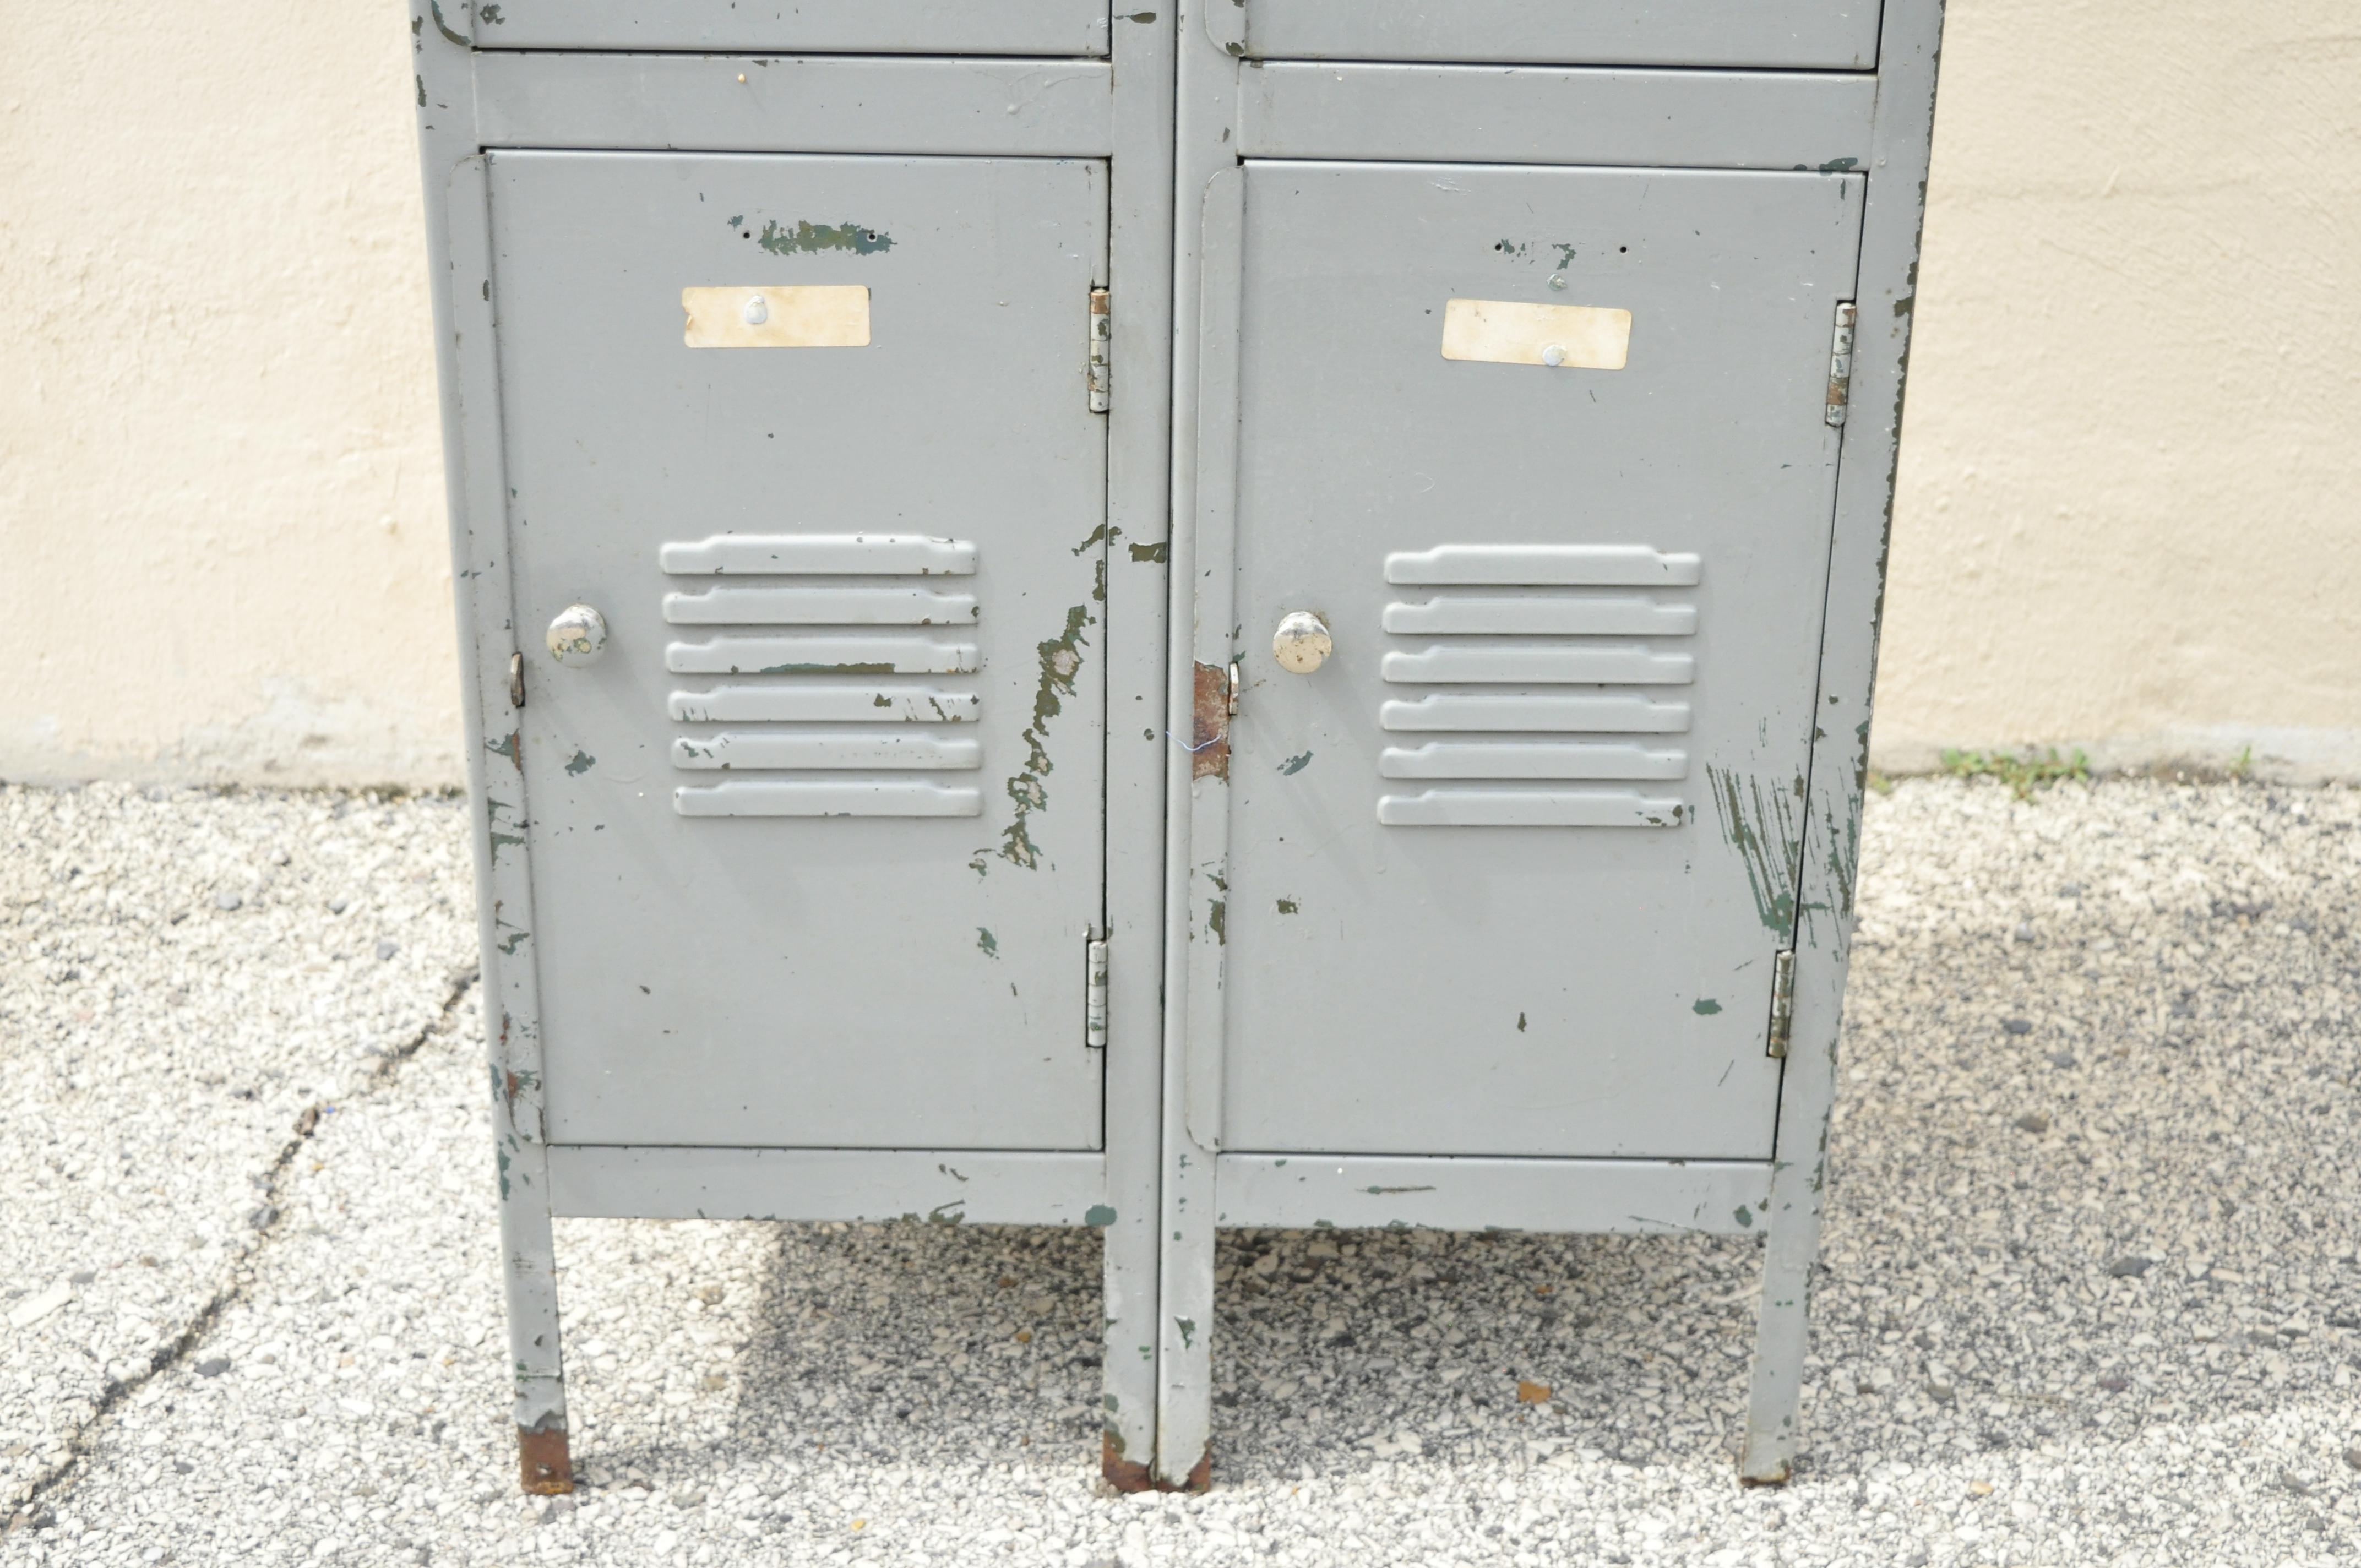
[1693,998,1723,1015]
[1084,1204,1117,1228]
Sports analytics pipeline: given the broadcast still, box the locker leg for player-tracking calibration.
[1149,1129,1217,1491]
[1097,1211,1161,1491]
[498,1117,572,1494]
[1100,1176,1166,1483]
[1739,1134,1828,1484]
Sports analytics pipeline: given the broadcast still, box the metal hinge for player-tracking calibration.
[1087,287,1111,413]
[1766,950,1796,1059]
[1085,936,1109,1049]
[508,651,526,709]
[1824,301,1857,427]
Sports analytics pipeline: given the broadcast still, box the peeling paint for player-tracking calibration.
[755,219,893,257]
[1174,1317,1196,1350]
[1516,1012,1527,1032]
[1128,540,1169,563]
[990,599,1095,869]
[1706,766,1804,935]
[1084,1204,1117,1227]
[428,0,470,47]
[563,749,595,776]
[1693,998,1723,1015]
[1363,1185,1435,1195]
[1734,1205,1755,1229]
[976,927,998,959]
[1275,897,1298,915]
[1207,900,1226,944]
[1277,750,1312,775]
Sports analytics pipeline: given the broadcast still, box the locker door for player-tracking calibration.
[472,0,1111,56]
[489,152,1109,1151]
[1237,0,1881,68]
[1218,162,1862,1159]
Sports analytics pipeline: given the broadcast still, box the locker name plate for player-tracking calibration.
[682,285,871,348]
[1439,298,1630,370]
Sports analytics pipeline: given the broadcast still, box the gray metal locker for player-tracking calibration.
[410,0,1942,1497]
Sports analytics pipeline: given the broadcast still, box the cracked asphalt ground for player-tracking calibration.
[4,775,2359,1566]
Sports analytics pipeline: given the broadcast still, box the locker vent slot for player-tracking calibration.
[1375,545,1698,829]
[661,533,984,818]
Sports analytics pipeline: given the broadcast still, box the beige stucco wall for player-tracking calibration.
[0,2,456,788]
[1876,0,2361,781]
[1,1,2356,788]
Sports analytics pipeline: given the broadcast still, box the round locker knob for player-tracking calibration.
[1271,610,1332,674]
[546,603,609,666]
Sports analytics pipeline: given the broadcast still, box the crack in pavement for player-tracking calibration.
[3,967,481,1535]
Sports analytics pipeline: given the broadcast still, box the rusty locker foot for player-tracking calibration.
[519,1419,574,1495]
[1101,1435,1210,1494]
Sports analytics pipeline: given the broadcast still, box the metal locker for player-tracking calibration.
[1156,0,1941,1494]
[410,0,1941,1499]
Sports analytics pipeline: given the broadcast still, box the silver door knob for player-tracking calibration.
[1271,610,1332,674]
[546,603,609,665]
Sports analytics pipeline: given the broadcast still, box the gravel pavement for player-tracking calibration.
[3,775,2358,1566]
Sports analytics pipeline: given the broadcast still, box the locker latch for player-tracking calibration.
[1226,662,1240,717]
[1087,288,1111,413]
[1824,301,1857,427]
[1085,935,1109,1049]
[1766,950,1796,1058]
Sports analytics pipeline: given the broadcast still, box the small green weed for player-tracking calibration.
[1940,746,2090,800]
[1865,770,1896,796]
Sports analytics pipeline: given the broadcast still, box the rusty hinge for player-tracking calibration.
[1087,287,1111,413]
[1085,935,1108,1049]
[1824,300,1857,427]
[508,651,526,709]
[1766,950,1796,1059]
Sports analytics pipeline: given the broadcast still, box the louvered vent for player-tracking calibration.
[1376,545,1696,828]
[661,533,984,818]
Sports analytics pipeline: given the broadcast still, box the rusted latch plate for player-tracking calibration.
[1190,661,1231,780]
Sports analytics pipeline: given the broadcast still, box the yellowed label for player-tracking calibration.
[682,285,871,349]
[1439,298,1631,370]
